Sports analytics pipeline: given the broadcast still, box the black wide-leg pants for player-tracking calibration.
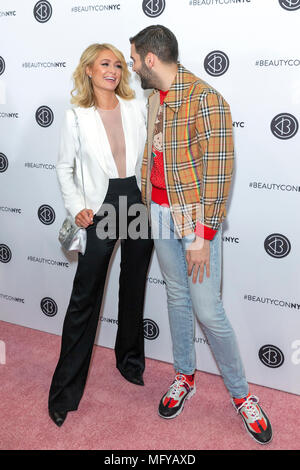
[48,177,153,412]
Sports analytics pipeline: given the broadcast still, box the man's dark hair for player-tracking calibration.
[130,25,178,64]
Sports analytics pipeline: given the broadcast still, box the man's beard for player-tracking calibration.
[138,62,161,90]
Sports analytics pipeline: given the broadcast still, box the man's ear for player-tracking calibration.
[145,52,156,69]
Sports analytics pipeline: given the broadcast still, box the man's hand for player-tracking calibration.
[186,236,210,284]
[75,209,94,228]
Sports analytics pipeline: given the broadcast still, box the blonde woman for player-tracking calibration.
[48,44,153,427]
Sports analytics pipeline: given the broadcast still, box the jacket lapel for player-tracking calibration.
[76,98,138,178]
[76,106,111,175]
[117,96,136,176]
[147,90,160,162]
[164,64,199,113]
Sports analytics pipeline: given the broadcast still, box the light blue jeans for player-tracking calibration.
[151,202,248,398]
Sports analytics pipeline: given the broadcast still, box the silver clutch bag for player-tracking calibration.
[58,109,87,255]
[58,216,87,255]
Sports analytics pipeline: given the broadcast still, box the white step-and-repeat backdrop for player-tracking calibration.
[0,0,299,395]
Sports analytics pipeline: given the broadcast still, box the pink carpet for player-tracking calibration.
[0,320,299,451]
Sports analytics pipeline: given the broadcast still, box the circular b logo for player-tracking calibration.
[41,297,58,317]
[259,345,284,368]
[34,1,52,23]
[271,113,298,139]
[0,153,8,172]
[279,0,300,11]
[35,106,54,127]
[264,233,291,258]
[142,0,165,17]
[38,204,56,225]
[204,51,229,77]
[0,57,5,76]
[143,319,159,340]
[0,244,12,263]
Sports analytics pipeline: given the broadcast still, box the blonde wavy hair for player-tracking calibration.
[71,43,135,107]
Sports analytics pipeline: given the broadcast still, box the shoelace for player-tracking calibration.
[168,374,189,399]
[236,394,261,420]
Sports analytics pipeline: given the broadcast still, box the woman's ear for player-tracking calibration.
[85,65,92,79]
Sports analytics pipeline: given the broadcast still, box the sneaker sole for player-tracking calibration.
[158,384,196,420]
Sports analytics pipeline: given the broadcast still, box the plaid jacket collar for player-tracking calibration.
[149,64,198,113]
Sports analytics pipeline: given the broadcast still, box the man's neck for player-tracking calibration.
[158,63,178,92]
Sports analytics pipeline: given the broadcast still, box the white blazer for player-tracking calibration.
[56,96,147,219]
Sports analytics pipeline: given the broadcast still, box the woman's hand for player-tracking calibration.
[75,209,94,228]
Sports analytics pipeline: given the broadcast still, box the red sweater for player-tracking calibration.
[150,90,169,207]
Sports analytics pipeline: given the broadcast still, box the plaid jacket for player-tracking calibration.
[141,64,234,239]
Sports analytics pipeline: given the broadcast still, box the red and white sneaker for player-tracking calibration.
[232,394,272,444]
[158,373,196,419]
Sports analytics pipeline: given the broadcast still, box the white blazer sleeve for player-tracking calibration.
[135,97,147,125]
[56,109,85,219]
